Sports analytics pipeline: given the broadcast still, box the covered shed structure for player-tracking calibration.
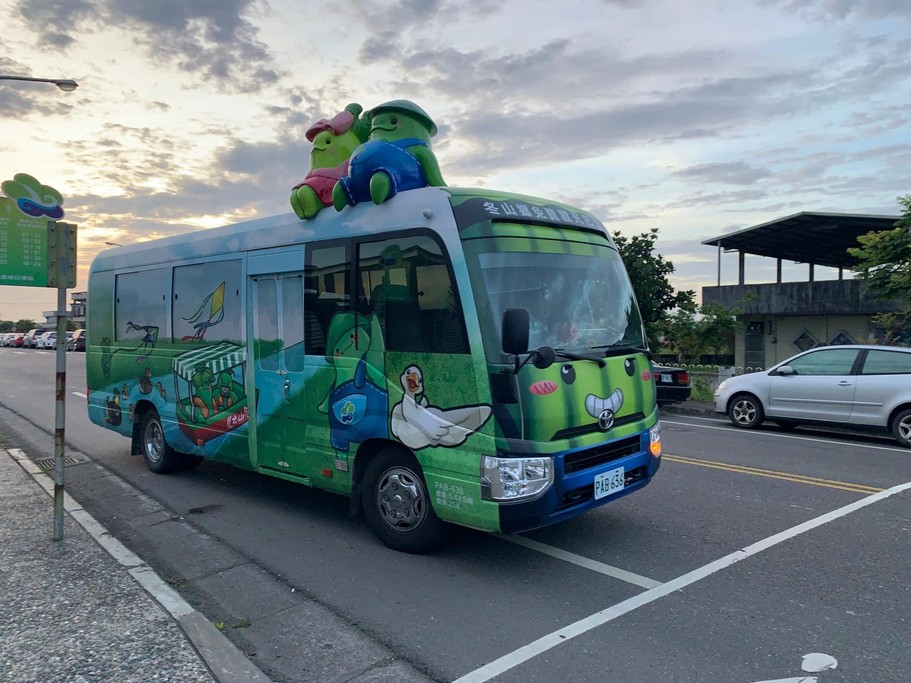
[701,211,901,369]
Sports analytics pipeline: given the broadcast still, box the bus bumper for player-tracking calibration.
[496,433,661,534]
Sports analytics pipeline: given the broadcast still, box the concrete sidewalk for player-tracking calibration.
[0,446,271,683]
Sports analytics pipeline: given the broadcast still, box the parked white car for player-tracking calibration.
[36,331,57,350]
[715,344,911,448]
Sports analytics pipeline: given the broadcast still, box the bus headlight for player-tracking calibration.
[649,421,662,457]
[481,455,554,501]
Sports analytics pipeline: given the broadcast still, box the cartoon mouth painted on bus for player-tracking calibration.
[585,389,624,431]
[391,365,491,450]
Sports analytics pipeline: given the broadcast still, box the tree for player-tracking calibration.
[660,303,738,363]
[613,228,695,347]
[14,319,35,332]
[847,195,911,344]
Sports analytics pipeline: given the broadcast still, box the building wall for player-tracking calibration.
[734,313,879,369]
[703,280,894,316]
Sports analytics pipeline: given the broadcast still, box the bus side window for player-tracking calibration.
[306,244,350,355]
[358,235,468,354]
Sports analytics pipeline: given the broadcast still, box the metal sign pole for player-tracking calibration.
[54,284,67,541]
[46,219,75,541]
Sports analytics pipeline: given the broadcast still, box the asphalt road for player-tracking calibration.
[1,348,909,682]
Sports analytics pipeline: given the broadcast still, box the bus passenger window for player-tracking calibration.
[115,268,169,342]
[283,276,305,372]
[306,243,351,353]
[304,275,326,355]
[255,279,279,371]
[172,260,242,343]
[358,235,468,354]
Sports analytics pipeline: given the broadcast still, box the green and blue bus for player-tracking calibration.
[86,186,662,552]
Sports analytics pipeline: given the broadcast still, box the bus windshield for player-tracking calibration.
[464,235,646,359]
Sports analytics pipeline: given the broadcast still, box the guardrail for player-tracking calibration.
[669,364,768,400]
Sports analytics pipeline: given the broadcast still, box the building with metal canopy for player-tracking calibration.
[701,211,901,369]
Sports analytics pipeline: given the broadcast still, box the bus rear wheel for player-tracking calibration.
[140,409,180,474]
[361,448,448,554]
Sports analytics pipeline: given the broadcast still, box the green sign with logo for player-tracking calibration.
[0,174,75,288]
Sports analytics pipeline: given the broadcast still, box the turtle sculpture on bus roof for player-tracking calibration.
[332,99,446,210]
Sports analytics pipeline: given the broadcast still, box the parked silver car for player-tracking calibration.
[715,345,911,447]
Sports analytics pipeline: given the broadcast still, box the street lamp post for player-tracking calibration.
[0,75,79,91]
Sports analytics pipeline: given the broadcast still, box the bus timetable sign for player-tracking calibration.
[0,175,76,288]
[0,195,49,286]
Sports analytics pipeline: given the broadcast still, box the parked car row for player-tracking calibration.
[0,332,25,347]
[0,328,85,351]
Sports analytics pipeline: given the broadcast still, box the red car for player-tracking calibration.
[12,333,25,348]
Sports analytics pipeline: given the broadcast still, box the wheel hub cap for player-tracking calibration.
[377,469,426,533]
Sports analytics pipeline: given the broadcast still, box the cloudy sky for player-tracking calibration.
[1,0,909,323]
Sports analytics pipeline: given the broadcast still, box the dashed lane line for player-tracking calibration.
[663,453,884,494]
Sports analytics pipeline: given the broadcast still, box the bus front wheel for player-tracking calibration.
[361,448,448,554]
[140,409,180,474]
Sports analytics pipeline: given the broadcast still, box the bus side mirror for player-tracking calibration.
[502,308,530,355]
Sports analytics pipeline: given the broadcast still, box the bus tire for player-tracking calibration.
[140,408,180,474]
[361,447,448,554]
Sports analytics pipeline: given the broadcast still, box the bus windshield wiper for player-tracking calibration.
[590,344,653,360]
[553,348,606,367]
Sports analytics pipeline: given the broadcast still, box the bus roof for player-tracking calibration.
[90,186,608,272]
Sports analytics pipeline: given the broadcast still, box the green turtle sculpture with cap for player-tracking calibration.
[332,100,446,209]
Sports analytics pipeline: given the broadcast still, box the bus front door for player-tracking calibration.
[251,272,310,478]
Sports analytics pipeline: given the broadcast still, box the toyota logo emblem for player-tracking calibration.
[598,409,614,431]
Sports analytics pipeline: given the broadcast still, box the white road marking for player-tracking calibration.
[72,391,87,398]
[662,419,907,453]
[750,652,837,683]
[801,653,837,672]
[454,481,911,683]
[499,534,662,589]
[665,414,727,423]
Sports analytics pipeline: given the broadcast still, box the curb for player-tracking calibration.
[659,401,718,418]
[7,448,273,683]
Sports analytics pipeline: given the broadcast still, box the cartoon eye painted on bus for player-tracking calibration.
[624,358,635,376]
[560,364,576,384]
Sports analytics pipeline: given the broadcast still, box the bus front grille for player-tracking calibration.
[562,435,641,474]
